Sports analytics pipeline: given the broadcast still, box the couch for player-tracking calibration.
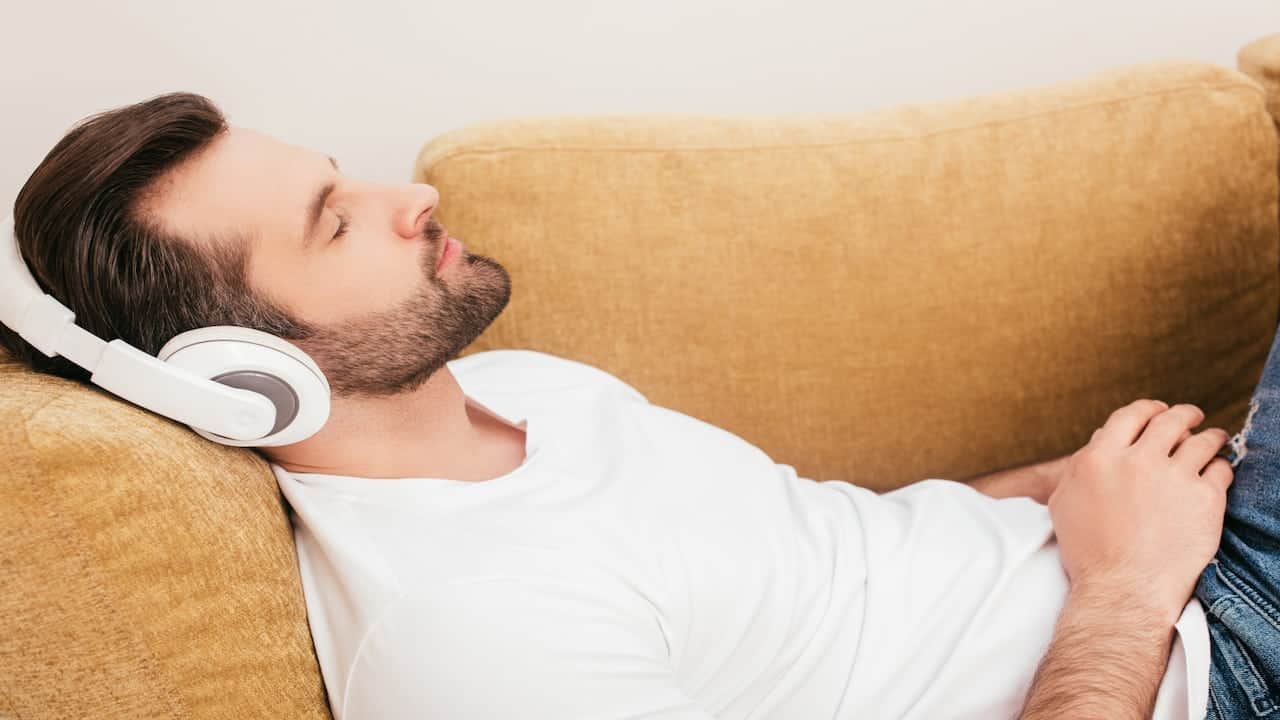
[2,31,1278,719]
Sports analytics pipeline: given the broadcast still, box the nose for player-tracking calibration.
[394,183,441,239]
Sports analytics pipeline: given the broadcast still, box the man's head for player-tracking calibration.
[1,92,512,403]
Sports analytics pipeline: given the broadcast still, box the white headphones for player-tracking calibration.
[0,214,330,447]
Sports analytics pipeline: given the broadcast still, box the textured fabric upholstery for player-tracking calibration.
[0,364,331,718]
[2,32,1278,719]
[413,40,1280,493]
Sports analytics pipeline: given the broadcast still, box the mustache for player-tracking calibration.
[424,218,446,243]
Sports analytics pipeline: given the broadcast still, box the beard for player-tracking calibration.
[298,221,512,398]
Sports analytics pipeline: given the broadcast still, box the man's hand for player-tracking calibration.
[1049,398,1233,623]
[1017,398,1234,719]
[967,455,1069,504]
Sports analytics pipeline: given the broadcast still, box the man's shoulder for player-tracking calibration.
[448,348,647,403]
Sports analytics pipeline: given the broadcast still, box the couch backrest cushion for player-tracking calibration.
[415,58,1280,491]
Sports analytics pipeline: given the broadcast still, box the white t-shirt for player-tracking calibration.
[274,349,1210,720]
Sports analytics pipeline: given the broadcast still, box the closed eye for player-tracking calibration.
[331,212,350,243]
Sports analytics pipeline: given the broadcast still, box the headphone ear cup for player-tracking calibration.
[157,326,331,447]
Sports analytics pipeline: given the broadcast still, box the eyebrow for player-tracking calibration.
[302,155,340,249]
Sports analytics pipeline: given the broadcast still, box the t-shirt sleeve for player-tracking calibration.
[339,579,714,720]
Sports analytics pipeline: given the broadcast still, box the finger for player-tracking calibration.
[1093,399,1171,451]
[1202,456,1234,491]
[1135,404,1205,456]
[1170,428,1192,455]
[1171,428,1230,471]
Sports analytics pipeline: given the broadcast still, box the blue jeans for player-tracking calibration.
[1195,322,1280,719]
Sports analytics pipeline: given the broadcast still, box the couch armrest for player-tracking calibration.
[1240,32,1280,132]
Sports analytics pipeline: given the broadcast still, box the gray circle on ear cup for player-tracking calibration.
[212,371,300,437]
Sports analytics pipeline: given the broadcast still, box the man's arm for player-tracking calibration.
[964,455,1069,504]
[1017,399,1233,718]
[1018,580,1178,720]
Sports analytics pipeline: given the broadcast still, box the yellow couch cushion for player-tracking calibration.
[0,361,331,718]
[416,57,1280,492]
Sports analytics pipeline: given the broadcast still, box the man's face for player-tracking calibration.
[149,126,511,397]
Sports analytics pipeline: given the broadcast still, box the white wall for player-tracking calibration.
[1,0,1275,213]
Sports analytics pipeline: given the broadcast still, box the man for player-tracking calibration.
[1,92,1265,719]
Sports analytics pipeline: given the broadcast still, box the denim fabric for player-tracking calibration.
[1194,323,1280,719]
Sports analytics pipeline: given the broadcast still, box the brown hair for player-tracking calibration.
[0,92,313,382]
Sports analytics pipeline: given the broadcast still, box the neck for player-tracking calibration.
[263,367,521,480]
